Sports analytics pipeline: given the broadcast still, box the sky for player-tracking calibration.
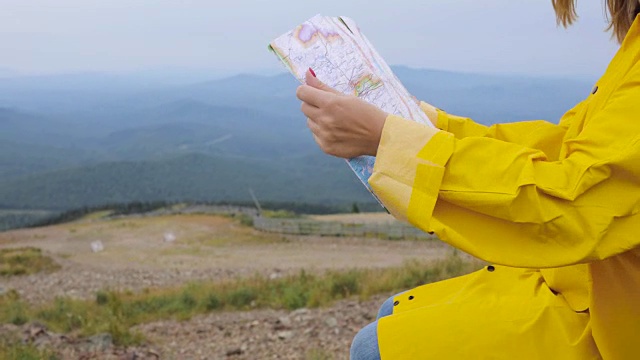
[0,0,621,78]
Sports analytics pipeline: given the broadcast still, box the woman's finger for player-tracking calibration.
[301,102,321,119]
[305,69,342,95]
[296,85,333,108]
[311,132,325,151]
[307,117,321,135]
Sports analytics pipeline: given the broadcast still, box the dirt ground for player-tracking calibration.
[0,213,456,359]
[0,214,451,303]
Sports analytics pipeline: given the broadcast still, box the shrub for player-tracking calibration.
[237,214,254,227]
[226,287,258,308]
[204,293,222,310]
[35,298,86,332]
[6,301,28,326]
[329,271,360,298]
[96,291,109,306]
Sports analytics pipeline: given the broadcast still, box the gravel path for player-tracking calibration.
[135,295,388,360]
[1,295,389,359]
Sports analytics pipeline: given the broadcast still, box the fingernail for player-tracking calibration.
[309,68,316,77]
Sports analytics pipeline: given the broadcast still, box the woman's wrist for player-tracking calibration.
[368,110,389,156]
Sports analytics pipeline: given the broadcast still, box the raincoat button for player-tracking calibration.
[393,301,400,306]
[592,85,598,94]
[487,265,495,272]
[408,295,415,300]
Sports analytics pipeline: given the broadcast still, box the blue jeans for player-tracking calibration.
[349,294,398,360]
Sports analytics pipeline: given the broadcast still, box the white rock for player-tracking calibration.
[163,232,176,242]
[277,330,293,340]
[291,308,310,317]
[277,316,292,328]
[325,317,338,328]
[269,272,281,280]
[90,240,104,253]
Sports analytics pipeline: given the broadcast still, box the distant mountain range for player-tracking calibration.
[0,67,594,211]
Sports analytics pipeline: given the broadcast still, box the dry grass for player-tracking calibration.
[0,339,59,360]
[306,348,335,360]
[0,252,483,346]
[0,214,289,270]
[0,247,60,277]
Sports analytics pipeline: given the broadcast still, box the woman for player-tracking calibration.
[296,1,640,359]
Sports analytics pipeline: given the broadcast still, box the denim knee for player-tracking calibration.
[350,321,381,360]
[352,292,405,359]
[376,295,396,319]
[377,290,407,319]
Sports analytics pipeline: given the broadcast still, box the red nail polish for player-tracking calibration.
[309,68,316,77]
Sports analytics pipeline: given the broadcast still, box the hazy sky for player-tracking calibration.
[0,0,621,77]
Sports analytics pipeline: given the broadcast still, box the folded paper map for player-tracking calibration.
[269,14,434,204]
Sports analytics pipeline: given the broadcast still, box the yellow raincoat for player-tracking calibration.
[368,15,640,360]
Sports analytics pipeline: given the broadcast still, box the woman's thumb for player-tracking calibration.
[305,68,341,95]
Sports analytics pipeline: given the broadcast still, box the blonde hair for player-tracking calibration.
[552,0,640,42]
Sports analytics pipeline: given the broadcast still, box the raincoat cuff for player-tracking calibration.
[435,108,451,131]
[418,101,439,127]
[369,114,454,228]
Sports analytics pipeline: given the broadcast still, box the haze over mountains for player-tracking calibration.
[0,67,593,211]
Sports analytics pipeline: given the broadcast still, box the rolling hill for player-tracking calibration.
[0,153,373,210]
[0,67,596,211]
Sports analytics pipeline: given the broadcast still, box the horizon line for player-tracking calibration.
[0,64,597,82]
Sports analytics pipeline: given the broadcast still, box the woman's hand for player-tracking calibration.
[296,69,389,158]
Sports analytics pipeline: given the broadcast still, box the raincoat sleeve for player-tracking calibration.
[369,69,640,269]
[420,100,584,161]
